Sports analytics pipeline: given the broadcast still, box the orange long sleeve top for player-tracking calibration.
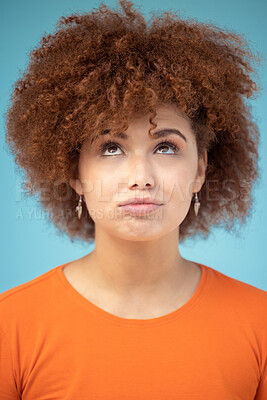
[0,262,267,399]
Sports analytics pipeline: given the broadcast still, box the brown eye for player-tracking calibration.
[155,140,180,154]
[99,141,123,156]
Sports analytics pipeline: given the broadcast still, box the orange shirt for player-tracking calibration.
[0,262,266,399]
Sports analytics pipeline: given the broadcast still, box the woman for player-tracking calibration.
[1,0,266,398]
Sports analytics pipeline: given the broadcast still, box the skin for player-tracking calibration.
[67,103,208,318]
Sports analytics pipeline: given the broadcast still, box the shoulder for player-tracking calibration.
[203,264,267,321]
[205,264,267,295]
[0,265,61,320]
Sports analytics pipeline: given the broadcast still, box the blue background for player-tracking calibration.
[0,0,266,292]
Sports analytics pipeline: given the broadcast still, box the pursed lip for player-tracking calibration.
[119,197,163,206]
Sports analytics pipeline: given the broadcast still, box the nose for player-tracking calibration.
[127,157,155,190]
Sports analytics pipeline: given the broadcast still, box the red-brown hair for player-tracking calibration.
[5,0,261,243]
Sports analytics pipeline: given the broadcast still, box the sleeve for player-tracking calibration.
[0,327,20,399]
[255,364,267,400]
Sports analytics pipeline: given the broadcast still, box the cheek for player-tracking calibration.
[79,158,105,201]
[163,167,196,205]
[85,179,114,205]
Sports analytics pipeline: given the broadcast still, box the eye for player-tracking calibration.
[156,140,180,154]
[98,139,180,156]
[98,140,123,156]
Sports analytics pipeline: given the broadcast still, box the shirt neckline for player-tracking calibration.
[55,261,209,327]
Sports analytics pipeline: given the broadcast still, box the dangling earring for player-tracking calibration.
[75,194,83,220]
[193,192,200,216]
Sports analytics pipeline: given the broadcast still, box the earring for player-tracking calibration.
[193,192,200,216]
[75,194,83,220]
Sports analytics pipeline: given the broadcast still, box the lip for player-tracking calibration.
[119,197,163,206]
[119,203,163,215]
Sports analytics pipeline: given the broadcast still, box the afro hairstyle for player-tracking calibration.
[4,0,261,244]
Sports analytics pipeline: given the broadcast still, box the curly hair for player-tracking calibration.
[4,0,261,244]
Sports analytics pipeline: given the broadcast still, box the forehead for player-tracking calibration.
[86,103,193,147]
[134,103,190,124]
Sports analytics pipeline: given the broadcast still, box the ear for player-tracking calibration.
[193,149,208,193]
[69,162,83,196]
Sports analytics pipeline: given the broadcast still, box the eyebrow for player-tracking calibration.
[93,128,187,143]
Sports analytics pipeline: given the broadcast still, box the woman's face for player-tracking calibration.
[70,103,207,241]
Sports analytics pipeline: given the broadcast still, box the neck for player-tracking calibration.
[82,227,190,299]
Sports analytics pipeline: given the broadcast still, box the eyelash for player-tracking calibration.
[98,139,180,156]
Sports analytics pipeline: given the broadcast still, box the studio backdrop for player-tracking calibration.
[0,0,266,292]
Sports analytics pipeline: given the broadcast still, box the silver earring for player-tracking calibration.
[193,192,200,216]
[75,194,83,219]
